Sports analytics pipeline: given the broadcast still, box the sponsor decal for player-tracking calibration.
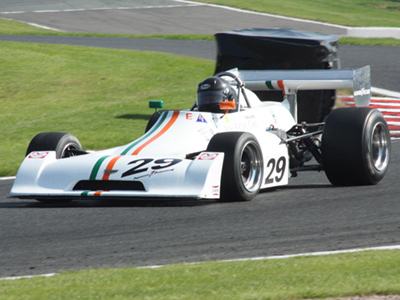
[354,88,371,97]
[122,158,182,178]
[104,169,118,175]
[186,113,193,120]
[197,127,216,141]
[28,152,49,159]
[212,114,219,127]
[197,114,207,123]
[198,153,219,160]
[102,155,124,180]
[133,169,175,180]
[212,185,220,196]
[200,83,211,90]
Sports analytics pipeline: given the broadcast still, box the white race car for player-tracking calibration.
[10,67,391,202]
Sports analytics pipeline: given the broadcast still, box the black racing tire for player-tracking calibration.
[322,107,391,186]
[207,132,263,201]
[26,132,83,159]
[145,110,171,133]
[26,132,82,203]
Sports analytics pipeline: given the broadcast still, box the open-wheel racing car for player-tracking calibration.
[10,66,391,202]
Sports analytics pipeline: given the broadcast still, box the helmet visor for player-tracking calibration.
[196,90,225,107]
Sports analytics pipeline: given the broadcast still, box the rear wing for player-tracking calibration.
[233,66,371,122]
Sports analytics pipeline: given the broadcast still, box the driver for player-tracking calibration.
[196,77,238,113]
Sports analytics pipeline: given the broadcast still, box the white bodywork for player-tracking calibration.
[10,67,370,200]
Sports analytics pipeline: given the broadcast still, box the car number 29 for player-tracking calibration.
[264,156,286,184]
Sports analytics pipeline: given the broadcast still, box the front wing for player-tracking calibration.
[10,151,225,200]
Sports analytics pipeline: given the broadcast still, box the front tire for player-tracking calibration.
[26,132,83,159]
[207,132,263,201]
[322,107,390,186]
[26,132,83,203]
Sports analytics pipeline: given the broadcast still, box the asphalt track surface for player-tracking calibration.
[1,0,400,277]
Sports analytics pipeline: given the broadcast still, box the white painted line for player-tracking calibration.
[140,244,400,269]
[0,273,57,281]
[26,22,64,32]
[1,17,64,32]
[372,87,400,99]
[375,108,400,113]
[219,245,400,263]
[0,176,15,181]
[2,245,400,279]
[176,0,348,30]
[369,103,400,107]
[348,27,400,39]
[0,4,201,15]
[176,0,400,39]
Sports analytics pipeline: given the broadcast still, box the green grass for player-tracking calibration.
[0,42,214,176]
[196,0,400,27]
[1,250,400,299]
[0,18,51,35]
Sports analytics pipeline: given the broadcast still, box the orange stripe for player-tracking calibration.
[277,80,285,94]
[102,155,124,180]
[132,110,180,155]
[94,192,102,196]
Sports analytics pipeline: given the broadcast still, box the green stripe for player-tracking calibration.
[87,112,169,183]
[81,191,89,197]
[89,155,110,180]
[265,81,275,90]
[120,111,169,155]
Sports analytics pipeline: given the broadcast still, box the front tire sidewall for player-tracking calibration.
[207,132,263,201]
[26,132,82,203]
[26,132,82,159]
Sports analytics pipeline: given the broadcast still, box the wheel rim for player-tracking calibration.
[240,141,263,193]
[370,122,390,172]
[61,143,81,158]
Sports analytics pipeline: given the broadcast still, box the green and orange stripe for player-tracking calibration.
[82,111,180,196]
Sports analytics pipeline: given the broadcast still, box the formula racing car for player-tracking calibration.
[10,67,391,202]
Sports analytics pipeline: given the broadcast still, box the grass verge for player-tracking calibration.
[0,42,214,176]
[1,250,400,299]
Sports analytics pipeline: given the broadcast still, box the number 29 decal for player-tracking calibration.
[264,156,286,184]
[121,158,182,178]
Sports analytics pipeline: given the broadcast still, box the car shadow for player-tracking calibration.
[2,184,336,208]
[116,113,151,120]
[0,198,218,208]
[281,183,332,190]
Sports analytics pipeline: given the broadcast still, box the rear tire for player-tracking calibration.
[322,107,390,186]
[207,132,263,201]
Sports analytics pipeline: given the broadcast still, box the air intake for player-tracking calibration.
[73,180,145,191]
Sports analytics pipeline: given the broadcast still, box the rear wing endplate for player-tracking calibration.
[236,66,371,122]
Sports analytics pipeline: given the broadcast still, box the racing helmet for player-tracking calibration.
[196,77,237,113]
